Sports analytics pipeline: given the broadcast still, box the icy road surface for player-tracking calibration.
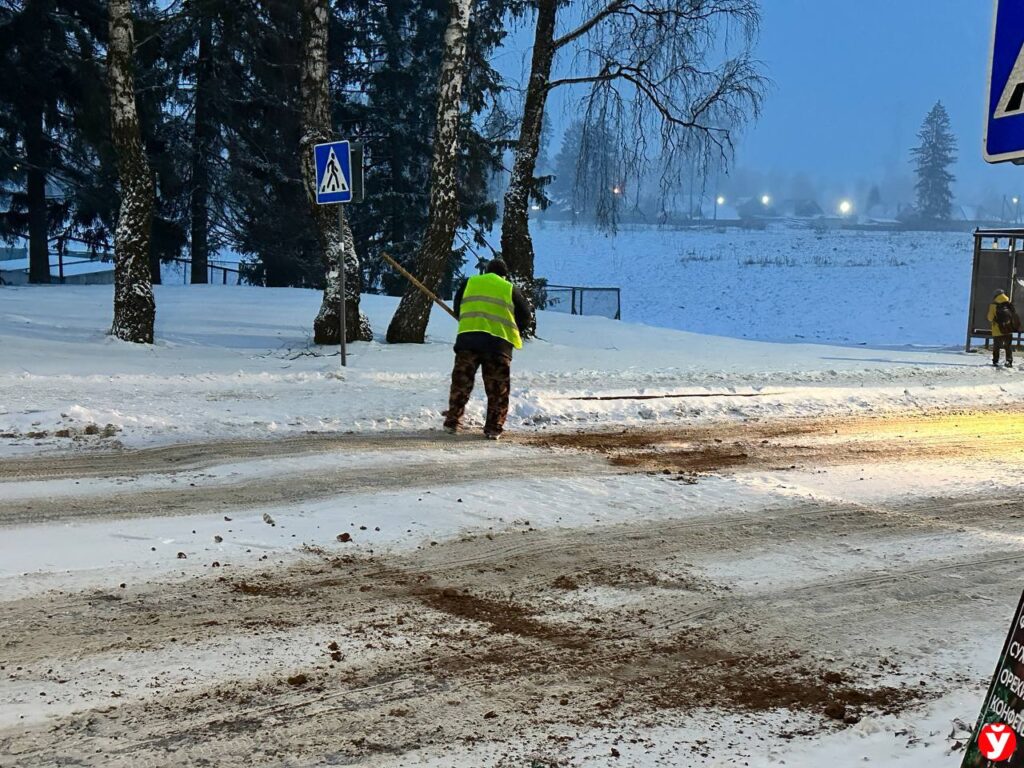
[1,409,1023,767]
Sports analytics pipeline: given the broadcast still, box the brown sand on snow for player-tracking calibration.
[3,407,1023,765]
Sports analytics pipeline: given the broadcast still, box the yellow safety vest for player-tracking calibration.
[457,273,523,349]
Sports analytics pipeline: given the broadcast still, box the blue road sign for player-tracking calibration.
[986,0,1024,163]
[313,141,353,204]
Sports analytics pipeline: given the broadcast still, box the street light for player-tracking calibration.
[717,195,726,206]
[839,200,853,216]
[761,194,771,207]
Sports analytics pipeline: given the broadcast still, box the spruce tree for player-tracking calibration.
[0,0,109,282]
[551,119,622,224]
[912,101,958,222]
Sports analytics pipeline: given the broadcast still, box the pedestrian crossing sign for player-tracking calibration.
[985,0,1024,163]
[314,141,353,204]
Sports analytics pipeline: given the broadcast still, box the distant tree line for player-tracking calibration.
[0,0,763,344]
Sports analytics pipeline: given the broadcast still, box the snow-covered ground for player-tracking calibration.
[2,230,1023,767]
[532,223,974,345]
[1,271,1020,456]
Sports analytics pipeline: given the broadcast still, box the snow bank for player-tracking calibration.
[0,276,1020,455]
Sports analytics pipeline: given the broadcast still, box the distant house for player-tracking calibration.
[684,198,741,222]
[864,203,903,225]
[0,246,27,262]
[779,198,824,219]
[710,202,741,222]
[0,249,114,285]
[952,205,1000,225]
[736,196,778,219]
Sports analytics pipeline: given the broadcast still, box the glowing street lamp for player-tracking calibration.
[717,195,726,206]
[612,185,622,195]
[838,200,853,216]
[761,194,771,207]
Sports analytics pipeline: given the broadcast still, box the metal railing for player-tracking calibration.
[168,258,243,285]
[543,284,621,320]
[0,250,245,286]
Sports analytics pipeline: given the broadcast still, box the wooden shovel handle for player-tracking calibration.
[379,251,458,320]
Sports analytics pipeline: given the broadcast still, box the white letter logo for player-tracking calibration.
[980,722,1018,762]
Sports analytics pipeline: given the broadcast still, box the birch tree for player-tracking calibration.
[108,0,156,343]
[299,0,369,345]
[385,0,473,344]
[500,0,765,297]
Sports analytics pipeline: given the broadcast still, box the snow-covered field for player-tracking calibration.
[533,223,972,345]
[2,228,1023,767]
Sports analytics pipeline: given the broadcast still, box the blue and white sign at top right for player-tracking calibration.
[985,0,1024,162]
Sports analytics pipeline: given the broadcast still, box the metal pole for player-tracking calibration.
[966,231,981,353]
[1012,237,1019,304]
[338,204,347,367]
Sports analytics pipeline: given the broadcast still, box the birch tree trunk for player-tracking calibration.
[108,0,156,344]
[299,0,369,345]
[499,0,557,308]
[385,0,473,344]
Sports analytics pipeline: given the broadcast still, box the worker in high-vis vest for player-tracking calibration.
[443,259,533,440]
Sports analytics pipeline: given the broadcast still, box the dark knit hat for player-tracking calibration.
[486,259,509,277]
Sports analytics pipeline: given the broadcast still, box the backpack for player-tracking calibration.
[996,301,1022,335]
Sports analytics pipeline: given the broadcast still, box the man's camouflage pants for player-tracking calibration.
[443,351,511,435]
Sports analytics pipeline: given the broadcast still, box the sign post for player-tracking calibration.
[962,589,1024,766]
[985,0,1024,163]
[338,204,346,367]
[313,140,361,366]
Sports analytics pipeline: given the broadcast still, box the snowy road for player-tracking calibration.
[4,284,1024,765]
[2,409,1019,527]
[2,408,1024,766]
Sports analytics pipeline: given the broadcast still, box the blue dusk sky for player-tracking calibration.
[495,1,1024,203]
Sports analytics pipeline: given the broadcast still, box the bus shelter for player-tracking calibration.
[966,229,1024,352]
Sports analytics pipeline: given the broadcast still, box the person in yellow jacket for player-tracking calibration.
[443,259,533,439]
[988,288,1019,368]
